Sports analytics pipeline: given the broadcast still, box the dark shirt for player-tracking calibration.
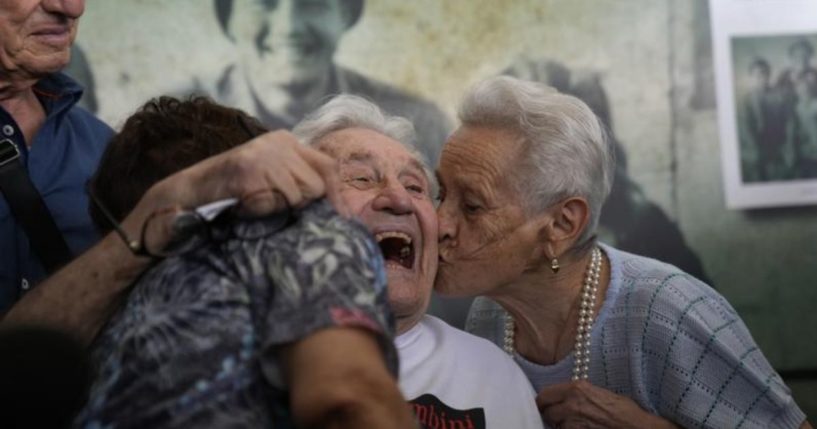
[740,87,792,150]
[75,201,396,428]
[738,86,797,181]
[0,73,113,313]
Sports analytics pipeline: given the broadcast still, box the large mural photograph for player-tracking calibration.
[66,0,816,417]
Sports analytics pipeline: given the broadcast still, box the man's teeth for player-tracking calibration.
[400,246,411,258]
[375,231,412,244]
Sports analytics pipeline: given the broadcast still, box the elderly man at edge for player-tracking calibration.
[0,1,114,310]
[292,95,543,429]
[431,76,809,428]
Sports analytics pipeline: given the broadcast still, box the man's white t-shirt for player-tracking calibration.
[397,315,544,429]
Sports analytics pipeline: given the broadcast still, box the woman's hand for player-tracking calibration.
[536,381,680,429]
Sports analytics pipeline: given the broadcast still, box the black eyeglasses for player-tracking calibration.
[87,184,225,259]
[87,184,152,257]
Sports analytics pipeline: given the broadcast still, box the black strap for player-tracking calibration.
[0,138,73,274]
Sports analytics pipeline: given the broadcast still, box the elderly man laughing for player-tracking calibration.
[294,95,543,429]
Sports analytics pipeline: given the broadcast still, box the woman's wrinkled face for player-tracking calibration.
[435,125,543,297]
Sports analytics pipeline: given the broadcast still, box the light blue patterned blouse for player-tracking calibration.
[466,243,805,429]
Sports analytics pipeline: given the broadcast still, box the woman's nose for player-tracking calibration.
[436,202,457,246]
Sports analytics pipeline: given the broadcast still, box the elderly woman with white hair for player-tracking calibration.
[435,76,810,428]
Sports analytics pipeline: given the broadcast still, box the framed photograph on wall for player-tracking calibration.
[710,0,817,209]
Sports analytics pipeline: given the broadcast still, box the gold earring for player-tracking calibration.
[551,257,560,273]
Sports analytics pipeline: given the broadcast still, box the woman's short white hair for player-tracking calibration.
[458,75,615,246]
[293,94,437,192]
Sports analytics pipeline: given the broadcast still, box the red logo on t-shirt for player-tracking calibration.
[408,394,486,429]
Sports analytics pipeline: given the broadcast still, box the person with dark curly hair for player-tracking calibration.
[75,96,414,429]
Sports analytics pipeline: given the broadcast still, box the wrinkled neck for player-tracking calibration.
[396,312,423,336]
[489,249,610,365]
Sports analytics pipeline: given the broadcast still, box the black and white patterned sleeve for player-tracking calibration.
[253,201,396,384]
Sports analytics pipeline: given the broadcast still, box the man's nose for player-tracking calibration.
[371,182,413,216]
[42,0,85,19]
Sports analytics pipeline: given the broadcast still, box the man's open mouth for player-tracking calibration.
[376,231,415,269]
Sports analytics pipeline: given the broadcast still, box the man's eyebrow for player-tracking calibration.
[400,157,432,186]
[406,158,428,176]
[338,150,430,182]
[339,151,374,164]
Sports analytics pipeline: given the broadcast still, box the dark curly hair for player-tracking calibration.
[88,96,267,233]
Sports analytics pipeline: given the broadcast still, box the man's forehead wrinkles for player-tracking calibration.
[325,135,430,183]
[337,147,418,169]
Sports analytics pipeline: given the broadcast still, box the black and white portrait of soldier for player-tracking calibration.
[737,57,795,182]
[733,35,817,183]
[201,0,451,167]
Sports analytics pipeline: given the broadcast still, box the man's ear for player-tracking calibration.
[538,197,590,258]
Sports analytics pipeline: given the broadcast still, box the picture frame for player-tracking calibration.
[710,0,817,209]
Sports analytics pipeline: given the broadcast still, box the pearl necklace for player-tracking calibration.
[503,247,603,381]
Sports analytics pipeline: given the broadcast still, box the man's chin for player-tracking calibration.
[12,52,70,81]
[386,269,431,307]
[390,298,430,335]
[385,265,432,291]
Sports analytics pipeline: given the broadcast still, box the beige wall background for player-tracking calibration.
[76,0,817,414]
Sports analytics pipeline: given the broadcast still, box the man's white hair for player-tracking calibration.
[293,94,437,193]
[458,75,615,246]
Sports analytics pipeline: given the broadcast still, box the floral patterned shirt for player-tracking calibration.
[75,200,396,428]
